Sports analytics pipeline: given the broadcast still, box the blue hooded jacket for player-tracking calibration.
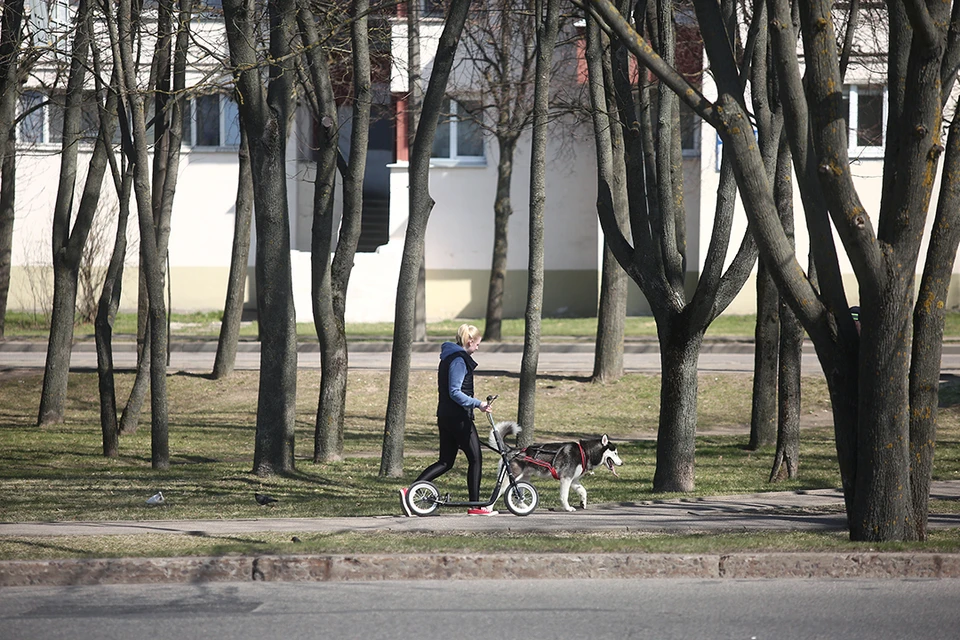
[437,341,483,418]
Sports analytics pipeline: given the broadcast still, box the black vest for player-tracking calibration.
[437,350,477,419]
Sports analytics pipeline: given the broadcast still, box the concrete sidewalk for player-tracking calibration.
[4,481,960,537]
[3,482,959,585]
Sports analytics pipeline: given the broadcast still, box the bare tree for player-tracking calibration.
[37,0,103,427]
[590,0,960,541]
[212,127,254,379]
[297,0,374,462]
[514,0,560,448]
[585,9,629,384]
[0,0,26,340]
[223,0,299,476]
[106,0,192,468]
[380,0,474,477]
[455,1,538,342]
[584,0,757,491]
[409,0,427,344]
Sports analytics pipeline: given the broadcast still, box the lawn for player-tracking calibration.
[3,315,960,559]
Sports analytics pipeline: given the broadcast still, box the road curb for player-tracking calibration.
[3,552,960,585]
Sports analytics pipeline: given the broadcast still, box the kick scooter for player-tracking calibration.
[404,395,539,516]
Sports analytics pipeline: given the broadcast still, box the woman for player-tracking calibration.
[400,323,496,516]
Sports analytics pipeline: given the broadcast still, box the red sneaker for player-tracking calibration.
[467,508,499,516]
[399,487,412,517]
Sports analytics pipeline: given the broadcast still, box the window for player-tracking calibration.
[422,0,444,18]
[17,89,101,145]
[18,91,46,144]
[432,98,484,164]
[842,84,885,155]
[679,100,700,155]
[182,93,240,148]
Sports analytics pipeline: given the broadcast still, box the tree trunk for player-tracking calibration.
[516,0,559,448]
[110,0,172,469]
[298,2,345,462]
[483,135,516,343]
[223,0,298,476]
[119,286,149,435]
[96,165,131,459]
[749,262,778,449]
[653,321,702,492]
[37,0,94,427]
[212,130,254,379]
[769,137,801,480]
[380,0,474,477]
[585,14,627,384]
[849,286,915,540]
[770,298,801,481]
[409,0,427,345]
[0,0,24,340]
[301,0,372,463]
[0,133,13,339]
[908,117,960,539]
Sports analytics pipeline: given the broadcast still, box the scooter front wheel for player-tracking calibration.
[407,480,441,516]
[505,481,538,516]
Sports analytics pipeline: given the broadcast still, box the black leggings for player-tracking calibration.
[416,417,483,502]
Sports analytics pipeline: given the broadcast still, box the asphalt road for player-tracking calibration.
[3,578,959,640]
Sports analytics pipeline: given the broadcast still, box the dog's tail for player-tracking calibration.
[489,420,522,449]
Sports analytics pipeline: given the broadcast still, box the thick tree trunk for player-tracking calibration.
[653,322,702,493]
[212,131,253,380]
[38,273,80,426]
[223,0,298,476]
[849,287,915,541]
[380,0,473,477]
[749,263,779,449]
[483,136,516,342]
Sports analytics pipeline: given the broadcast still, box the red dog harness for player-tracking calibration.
[517,442,587,480]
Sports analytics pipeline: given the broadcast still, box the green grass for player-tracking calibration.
[3,367,960,560]
[4,529,960,561]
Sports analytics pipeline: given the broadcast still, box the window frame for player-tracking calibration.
[182,92,240,150]
[431,98,485,167]
[844,83,887,159]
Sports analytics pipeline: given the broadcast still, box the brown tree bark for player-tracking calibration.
[212,129,254,380]
[223,0,299,476]
[380,0,474,477]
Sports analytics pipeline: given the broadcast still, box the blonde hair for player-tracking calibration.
[456,323,482,346]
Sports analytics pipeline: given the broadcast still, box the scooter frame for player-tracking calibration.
[404,396,539,516]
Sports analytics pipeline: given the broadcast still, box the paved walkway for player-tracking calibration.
[4,481,960,538]
[3,483,960,585]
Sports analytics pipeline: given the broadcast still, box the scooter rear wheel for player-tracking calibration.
[505,481,538,516]
[407,480,440,516]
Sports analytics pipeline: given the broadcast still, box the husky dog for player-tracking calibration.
[490,421,623,512]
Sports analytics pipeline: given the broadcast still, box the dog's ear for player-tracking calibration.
[601,434,608,446]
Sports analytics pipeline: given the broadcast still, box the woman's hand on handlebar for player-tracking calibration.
[479,401,493,413]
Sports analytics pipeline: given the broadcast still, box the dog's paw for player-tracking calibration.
[563,505,576,512]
